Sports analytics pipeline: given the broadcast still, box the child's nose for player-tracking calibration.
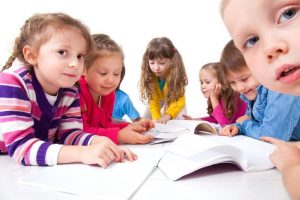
[68,58,79,68]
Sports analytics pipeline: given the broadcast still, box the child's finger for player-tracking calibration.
[261,136,285,146]
[121,148,137,161]
[96,158,108,168]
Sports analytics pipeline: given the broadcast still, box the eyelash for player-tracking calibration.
[244,36,259,49]
[278,7,298,24]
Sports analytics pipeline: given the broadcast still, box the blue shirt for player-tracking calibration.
[235,85,300,141]
[112,89,140,121]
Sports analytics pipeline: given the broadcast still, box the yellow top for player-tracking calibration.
[149,77,185,120]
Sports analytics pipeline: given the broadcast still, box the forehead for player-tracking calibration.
[226,67,250,80]
[223,0,270,46]
[91,53,123,70]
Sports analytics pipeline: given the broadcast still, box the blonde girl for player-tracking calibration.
[139,37,188,124]
[0,13,135,167]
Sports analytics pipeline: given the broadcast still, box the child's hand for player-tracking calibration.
[133,118,155,131]
[118,124,154,144]
[219,125,239,137]
[261,137,300,173]
[81,136,122,168]
[210,83,221,99]
[116,147,138,162]
[236,115,250,123]
[183,114,193,120]
[157,114,171,124]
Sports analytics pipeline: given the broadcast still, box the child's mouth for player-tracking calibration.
[277,65,300,84]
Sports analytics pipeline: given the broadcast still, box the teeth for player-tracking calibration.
[284,68,293,72]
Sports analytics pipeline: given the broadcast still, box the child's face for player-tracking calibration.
[226,67,260,100]
[149,58,171,79]
[30,27,86,95]
[223,0,300,96]
[199,69,219,98]
[84,53,122,100]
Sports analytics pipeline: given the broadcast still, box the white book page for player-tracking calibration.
[230,136,275,171]
[167,120,221,134]
[145,123,189,144]
[19,148,164,200]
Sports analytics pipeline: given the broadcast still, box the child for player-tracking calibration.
[112,66,141,122]
[183,62,247,126]
[79,34,153,145]
[219,40,300,142]
[0,13,135,167]
[139,37,188,124]
[221,1,300,199]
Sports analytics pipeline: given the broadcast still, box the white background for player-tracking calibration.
[0,0,230,118]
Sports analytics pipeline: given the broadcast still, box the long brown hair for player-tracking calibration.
[139,37,188,106]
[3,12,93,71]
[201,62,238,119]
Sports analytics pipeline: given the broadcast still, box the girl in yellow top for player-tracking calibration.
[139,37,188,124]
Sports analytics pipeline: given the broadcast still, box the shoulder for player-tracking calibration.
[1,64,32,89]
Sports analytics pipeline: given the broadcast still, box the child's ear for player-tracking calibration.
[23,45,37,65]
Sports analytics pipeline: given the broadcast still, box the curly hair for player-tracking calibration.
[3,12,93,71]
[139,37,188,106]
[201,62,240,120]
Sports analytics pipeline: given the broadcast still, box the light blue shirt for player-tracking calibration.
[235,85,300,141]
[112,89,140,121]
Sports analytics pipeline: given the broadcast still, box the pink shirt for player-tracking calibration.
[79,77,128,144]
[201,97,247,126]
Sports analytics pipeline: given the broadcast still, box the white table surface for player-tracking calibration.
[0,142,290,200]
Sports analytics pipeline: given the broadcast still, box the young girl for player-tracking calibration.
[79,34,153,145]
[221,1,300,198]
[112,66,141,122]
[139,37,188,124]
[183,62,247,126]
[0,13,136,167]
[219,40,300,142]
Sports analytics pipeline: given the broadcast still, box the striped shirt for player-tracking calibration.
[0,62,94,166]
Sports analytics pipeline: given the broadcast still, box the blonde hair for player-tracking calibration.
[3,12,93,71]
[139,37,188,106]
[85,33,124,69]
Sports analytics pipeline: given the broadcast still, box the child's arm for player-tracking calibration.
[238,91,300,141]
[164,95,186,120]
[261,137,300,200]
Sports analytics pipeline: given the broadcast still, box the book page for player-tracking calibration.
[145,123,189,144]
[158,134,275,180]
[230,136,275,171]
[167,120,221,135]
[19,148,164,200]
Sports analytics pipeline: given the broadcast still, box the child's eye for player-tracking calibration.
[77,54,85,60]
[58,50,67,55]
[244,36,259,49]
[241,77,249,82]
[278,8,297,24]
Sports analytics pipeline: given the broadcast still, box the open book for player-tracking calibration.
[19,148,164,200]
[158,134,276,181]
[146,120,221,144]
